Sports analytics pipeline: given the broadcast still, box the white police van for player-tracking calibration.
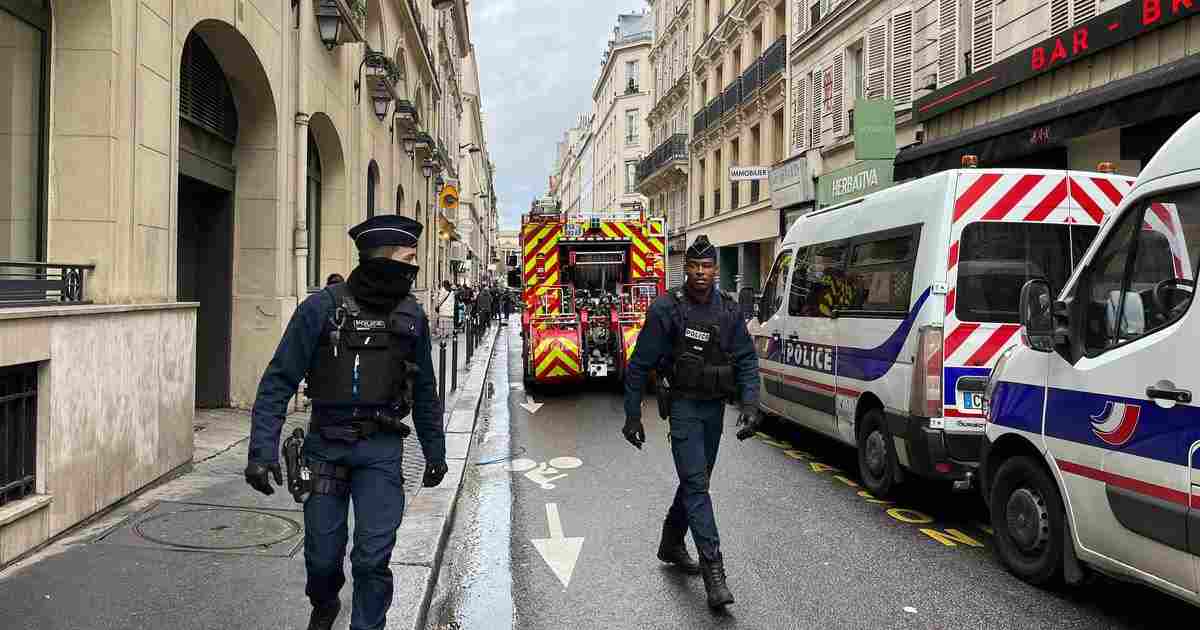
[981,114,1200,603]
[752,162,1132,498]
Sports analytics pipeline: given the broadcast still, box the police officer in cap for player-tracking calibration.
[622,234,761,610]
[244,215,448,630]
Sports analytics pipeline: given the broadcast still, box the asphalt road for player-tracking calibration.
[431,321,1192,629]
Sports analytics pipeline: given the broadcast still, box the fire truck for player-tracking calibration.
[520,200,666,388]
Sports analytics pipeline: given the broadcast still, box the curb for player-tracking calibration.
[391,323,500,630]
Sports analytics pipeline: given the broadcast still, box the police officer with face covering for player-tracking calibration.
[244,215,447,630]
[622,234,761,610]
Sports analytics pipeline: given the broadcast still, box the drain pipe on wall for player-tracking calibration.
[293,0,312,300]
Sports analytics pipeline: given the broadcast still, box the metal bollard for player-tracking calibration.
[466,317,474,361]
[438,340,447,409]
[451,332,459,391]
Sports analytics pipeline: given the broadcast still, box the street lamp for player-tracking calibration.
[421,158,434,180]
[316,0,342,50]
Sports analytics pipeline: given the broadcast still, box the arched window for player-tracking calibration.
[307,130,322,288]
[367,160,380,217]
[396,185,405,216]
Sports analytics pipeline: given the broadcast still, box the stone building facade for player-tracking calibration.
[0,0,493,569]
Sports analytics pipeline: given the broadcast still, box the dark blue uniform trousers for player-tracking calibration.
[302,431,406,630]
[664,397,725,559]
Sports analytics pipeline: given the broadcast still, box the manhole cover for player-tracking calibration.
[94,501,304,557]
[134,507,301,550]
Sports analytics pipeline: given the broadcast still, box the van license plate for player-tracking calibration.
[960,392,985,411]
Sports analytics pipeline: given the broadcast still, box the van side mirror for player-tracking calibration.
[1020,280,1055,351]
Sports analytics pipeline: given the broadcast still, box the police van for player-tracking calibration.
[751,162,1133,498]
[980,114,1200,603]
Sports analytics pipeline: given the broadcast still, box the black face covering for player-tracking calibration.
[347,258,419,311]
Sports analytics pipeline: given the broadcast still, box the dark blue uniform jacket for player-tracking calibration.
[623,286,760,420]
[247,289,446,466]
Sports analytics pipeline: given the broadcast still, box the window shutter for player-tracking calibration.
[1050,0,1071,35]
[811,68,823,147]
[891,7,914,107]
[865,21,887,99]
[937,0,959,87]
[794,0,806,36]
[832,52,845,136]
[971,0,994,72]
[792,71,808,153]
[1073,0,1097,25]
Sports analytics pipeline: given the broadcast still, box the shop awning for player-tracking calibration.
[895,54,1200,180]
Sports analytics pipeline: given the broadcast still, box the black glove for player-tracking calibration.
[622,417,645,450]
[736,405,762,441]
[423,461,449,487]
[245,461,283,496]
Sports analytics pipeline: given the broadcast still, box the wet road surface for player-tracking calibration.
[430,321,1192,629]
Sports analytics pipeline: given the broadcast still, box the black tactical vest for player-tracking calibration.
[669,288,736,400]
[306,283,422,420]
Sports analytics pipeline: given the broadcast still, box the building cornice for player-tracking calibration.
[647,75,690,125]
[788,0,881,63]
[651,0,691,58]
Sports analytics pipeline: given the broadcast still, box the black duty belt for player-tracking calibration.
[316,418,411,442]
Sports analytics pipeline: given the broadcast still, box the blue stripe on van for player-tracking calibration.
[838,287,932,382]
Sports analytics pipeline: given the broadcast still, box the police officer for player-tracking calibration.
[622,234,761,610]
[244,215,448,630]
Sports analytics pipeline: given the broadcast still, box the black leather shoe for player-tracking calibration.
[700,552,734,609]
[657,522,700,574]
[307,600,340,630]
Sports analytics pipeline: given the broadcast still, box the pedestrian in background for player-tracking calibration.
[436,280,455,338]
[244,215,448,630]
[476,285,493,330]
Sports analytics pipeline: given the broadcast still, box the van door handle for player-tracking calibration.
[1147,384,1192,404]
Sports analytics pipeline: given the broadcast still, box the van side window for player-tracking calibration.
[786,247,809,314]
[1080,188,1200,355]
[842,229,919,314]
[759,249,794,319]
[957,223,1097,323]
[790,241,849,317]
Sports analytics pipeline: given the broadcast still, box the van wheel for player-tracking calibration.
[857,409,899,498]
[989,456,1065,587]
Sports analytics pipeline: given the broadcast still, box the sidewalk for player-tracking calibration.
[0,323,502,630]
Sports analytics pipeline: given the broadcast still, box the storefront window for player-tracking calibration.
[0,3,48,262]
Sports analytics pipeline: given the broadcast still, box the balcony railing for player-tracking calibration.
[636,134,689,184]
[0,261,95,307]
[741,59,762,105]
[723,77,741,114]
[751,179,761,203]
[693,36,788,135]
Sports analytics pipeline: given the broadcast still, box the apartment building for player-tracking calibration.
[689,0,790,293]
[640,0,693,287]
[593,12,654,213]
[0,0,489,569]
[893,0,1200,178]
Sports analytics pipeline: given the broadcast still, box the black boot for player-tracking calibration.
[657,522,700,574]
[307,600,340,630]
[700,551,734,609]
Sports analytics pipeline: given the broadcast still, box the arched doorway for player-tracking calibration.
[367,160,380,217]
[396,185,405,217]
[175,20,279,408]
[307,113,347,284]
[177,31,236,408]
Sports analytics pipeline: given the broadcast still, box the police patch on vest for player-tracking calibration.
[355,319,388,331]
[684,327,711,342]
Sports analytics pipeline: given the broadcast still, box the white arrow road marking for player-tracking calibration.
[531,503,584,589]
[520,395,543,414]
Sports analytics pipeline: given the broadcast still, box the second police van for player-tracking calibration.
[981,113,1200,603]
[751,161,1133,497]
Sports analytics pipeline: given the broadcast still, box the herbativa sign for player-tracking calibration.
[817,160,894,206]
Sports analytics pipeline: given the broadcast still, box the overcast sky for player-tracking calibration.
[472,0,648,230]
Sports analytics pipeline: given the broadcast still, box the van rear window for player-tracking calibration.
[956,223,1098,323]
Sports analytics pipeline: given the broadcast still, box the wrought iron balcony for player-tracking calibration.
[693,109,707,135]
[762,36,787,82]
[722,77,741,115]
[0,261,95,307]
[636,134,689,184]
[741,58,762,105]
[705,97,723,126]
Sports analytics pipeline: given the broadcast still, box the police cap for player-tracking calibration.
[686,234,717,261]
[348,215,423,252]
